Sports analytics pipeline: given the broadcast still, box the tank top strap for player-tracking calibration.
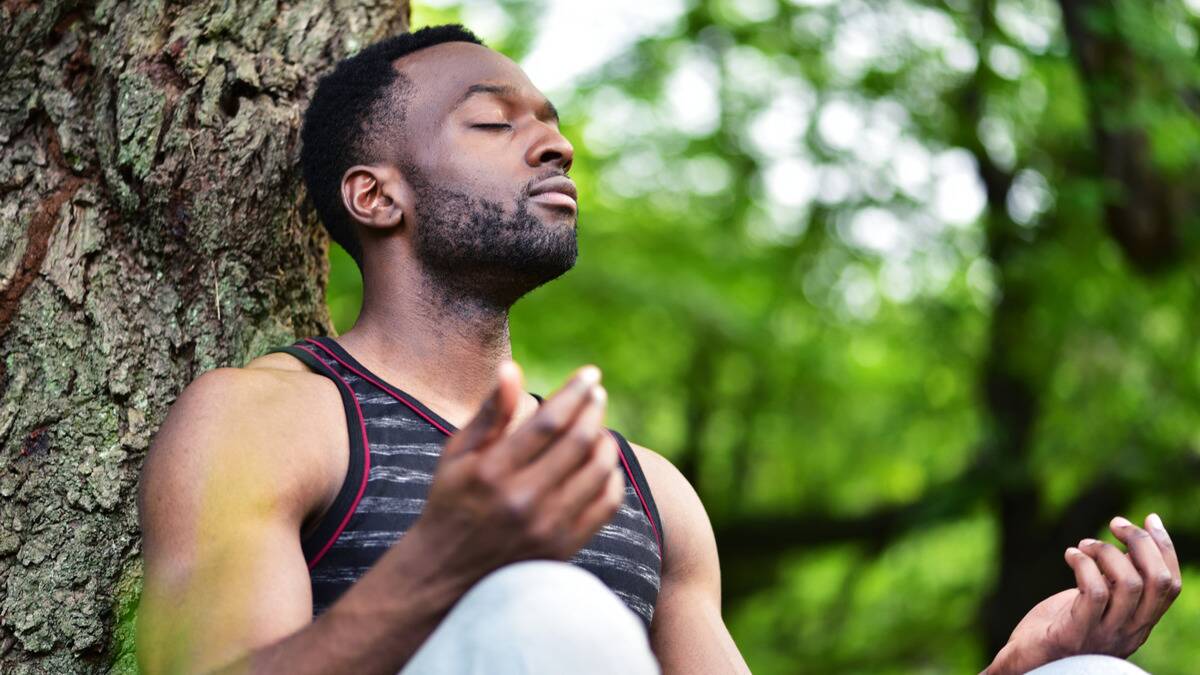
[300,336,458,435]
[265,342,371,568]
[607,428,665,564]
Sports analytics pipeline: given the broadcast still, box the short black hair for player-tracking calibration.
[301,24,484,271]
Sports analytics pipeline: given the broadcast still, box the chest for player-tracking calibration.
[310,393,663,628]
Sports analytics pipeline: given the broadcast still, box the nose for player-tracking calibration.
[525,122,574,173]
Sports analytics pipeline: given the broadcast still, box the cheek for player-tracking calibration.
[440,140,526,199]
[407,122,526,204]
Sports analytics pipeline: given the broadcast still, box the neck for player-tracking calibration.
[335,257,516,428]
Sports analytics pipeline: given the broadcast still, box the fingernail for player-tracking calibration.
[1112,516,1133,529]
[1065,547,1082,557]
[1079,538,1099,547]
[1148,513,1165,531]
[579,366,601,385]
[593,385,607,403]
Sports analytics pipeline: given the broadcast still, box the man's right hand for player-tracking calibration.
[412,362,627,583]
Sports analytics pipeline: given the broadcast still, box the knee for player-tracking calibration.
[475,559,605,595]
[459,560,647,644]
[1028,655,1150,675]
[405,561,659,674]
[467,561,634,620]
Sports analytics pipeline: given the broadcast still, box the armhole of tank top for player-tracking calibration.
[266,345,369,568]
[607,428,666,566]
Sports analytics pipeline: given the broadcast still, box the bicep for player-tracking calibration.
[635,446,750,675]
[138,372,315,675]
[140,514,313,674]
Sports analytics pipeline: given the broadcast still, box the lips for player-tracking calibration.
[528,175,578,211]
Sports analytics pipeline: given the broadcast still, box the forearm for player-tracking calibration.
[980,645,1029,675]
[654,622,750,675]
[651,587,751,675]
[212,525,478,675]
[982,639,1070,675]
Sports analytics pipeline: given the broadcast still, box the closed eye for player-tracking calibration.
[472,123,512,130]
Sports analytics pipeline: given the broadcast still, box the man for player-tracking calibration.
[137,25,1181,674]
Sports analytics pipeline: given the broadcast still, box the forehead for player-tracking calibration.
[395,42,541,117]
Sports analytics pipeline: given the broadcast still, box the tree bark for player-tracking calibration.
[0,1,409,672]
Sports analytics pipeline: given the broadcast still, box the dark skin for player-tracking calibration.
[137,42,1181,675]
[986,517,1182,674]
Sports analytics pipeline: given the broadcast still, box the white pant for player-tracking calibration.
[401,561,661,674]
[400,561,1151,675]
[1029,655,1150,674]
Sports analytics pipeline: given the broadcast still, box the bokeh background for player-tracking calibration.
[326,1,1200,672]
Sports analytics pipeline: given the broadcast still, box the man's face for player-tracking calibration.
[389,42,578,307]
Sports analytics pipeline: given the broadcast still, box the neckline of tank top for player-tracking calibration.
[304,336,460,435]
[303,336,544,434]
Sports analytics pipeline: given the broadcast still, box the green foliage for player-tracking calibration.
[327,242,363,331]
[330,1,1200,672]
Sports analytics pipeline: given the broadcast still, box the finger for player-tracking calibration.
[443,361,523,458]
[546,430,620,523]
[517,386,607,495]
[1065,546,1109,629]
[565,467,625,552]
[1137,514,1185,619]
[1145,513,1182,590]
[1109,516,1174,629]
[1078,539,1143,631]
[500,365,601,468]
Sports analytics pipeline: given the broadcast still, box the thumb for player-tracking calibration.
[444,361,523,457]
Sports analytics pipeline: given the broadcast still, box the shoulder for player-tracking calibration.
[150,353,341,466]
[165,350,335,415]
[628,443,704,517]
[139,352,345,541]
[628,442,720,585]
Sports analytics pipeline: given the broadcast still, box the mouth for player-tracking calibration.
[528,175,578,213]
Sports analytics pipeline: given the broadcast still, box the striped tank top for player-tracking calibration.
[269,336,665,629]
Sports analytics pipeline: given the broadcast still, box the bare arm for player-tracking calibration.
[137,368,468,675]
[138,363,626,675]
[634,445,751,675]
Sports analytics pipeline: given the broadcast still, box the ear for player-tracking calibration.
[340,164,411,230]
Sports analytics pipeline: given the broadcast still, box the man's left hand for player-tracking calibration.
[984,514,1182,675]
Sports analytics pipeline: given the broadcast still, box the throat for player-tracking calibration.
[342,282,514,428]
[416,275,513,356]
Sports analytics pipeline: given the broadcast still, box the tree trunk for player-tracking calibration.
[1058,0,1197,274]
[0,2,409,672]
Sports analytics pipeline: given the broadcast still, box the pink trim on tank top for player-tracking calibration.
[295,344,372,570]
[611,430,663,558]
[304,338,454,435]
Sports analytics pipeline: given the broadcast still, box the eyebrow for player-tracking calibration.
[453,83,559,124]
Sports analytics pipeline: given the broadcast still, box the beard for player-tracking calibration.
[408,172,578,312]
